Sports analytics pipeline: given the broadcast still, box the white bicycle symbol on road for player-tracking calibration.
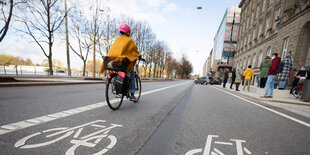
[15,120,123,155]
[186,135,252,155]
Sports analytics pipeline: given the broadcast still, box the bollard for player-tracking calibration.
[4,65,6,75]
[15,65,18,75]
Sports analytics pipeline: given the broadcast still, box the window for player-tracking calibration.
[262,0,266,12]
[252,53,257,68]
[258,50,263,67]
[258,23,262,36]
[266,17,271,37]
[253,28,256,41]
[282,38,289,59]
[267,47,272,56]
[247,56,251,68]
[256,5,260,18]
[251,12,254,24]
[274,7,281,29]
[266,17,270,31]
[270,0,273,5]
[243,59,247,70]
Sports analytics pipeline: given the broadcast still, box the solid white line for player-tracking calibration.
[213,87,310,128]
[0,81,190,136]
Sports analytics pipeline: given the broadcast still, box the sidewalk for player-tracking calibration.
[214,84,310,119]
[0,75,175,87]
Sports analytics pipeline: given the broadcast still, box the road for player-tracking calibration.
[0,81,309,155]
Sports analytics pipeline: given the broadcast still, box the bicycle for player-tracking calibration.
[104,57,142,110]
[291,76,305,99]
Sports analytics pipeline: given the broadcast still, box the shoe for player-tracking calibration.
[261,96,268,98]
[130,96,136,101]
[268,96,273,98]
[230,87,233,89]
[236,90,240,91]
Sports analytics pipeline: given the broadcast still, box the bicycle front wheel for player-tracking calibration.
[134,75,142,103]
[106,77,123,110]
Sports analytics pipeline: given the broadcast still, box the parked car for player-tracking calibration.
[194,77,208,85]
[212,77,222,85]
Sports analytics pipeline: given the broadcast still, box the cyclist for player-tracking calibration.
[100,24,145,101]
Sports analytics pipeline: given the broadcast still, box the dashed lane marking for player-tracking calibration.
[0,81,191,136]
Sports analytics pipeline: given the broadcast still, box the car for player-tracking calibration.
[194,77,208,85]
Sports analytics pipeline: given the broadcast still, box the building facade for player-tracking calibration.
[235,0,310,80]
[211,6,241,76]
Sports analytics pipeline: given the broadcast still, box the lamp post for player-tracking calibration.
[65,0,71,76]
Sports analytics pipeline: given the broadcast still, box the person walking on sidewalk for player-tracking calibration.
[259,56,272,88]
[223,69,229,88]
[230,68,236,89]
[235,68,243,91]
[278,51,293,90]
[243,65,254,91]
[263,53,281,98]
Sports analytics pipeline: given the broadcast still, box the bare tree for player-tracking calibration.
[0,0,25,43]
[16,0,65,75]
[68,11,91,76]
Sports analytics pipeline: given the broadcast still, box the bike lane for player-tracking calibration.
[168,85,310,155]
[0,81,192,155]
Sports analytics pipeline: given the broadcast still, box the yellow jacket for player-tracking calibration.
[243,68,254,80]
[100,35,141,73]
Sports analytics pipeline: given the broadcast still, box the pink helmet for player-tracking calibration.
[119,24,131,33]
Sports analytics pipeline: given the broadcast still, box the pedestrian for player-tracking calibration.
[243,65,254,91]
[263,53,281,98]
[278,51,293,90]
[235,68,243,91]
[259,56,272,88]
[230,68,236,89]
[223,68,229,88]
[257,76,260,88]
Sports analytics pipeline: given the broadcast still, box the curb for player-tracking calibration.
[0,79,177,88]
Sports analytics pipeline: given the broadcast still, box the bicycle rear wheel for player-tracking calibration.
[291,87,300,98]
[133,75,142,103]
[106,77,123,110]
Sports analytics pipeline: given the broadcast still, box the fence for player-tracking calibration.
[0,65,94,77]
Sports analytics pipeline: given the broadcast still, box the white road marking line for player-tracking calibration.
[26,119,41,124]
[11,121,35,128]
[244,147,252,154]
[0,81,190,136]
[213,148,225,155]
[203,135,218,155]
[1,125,19,130]
[214,87,310,128]
[0,129,9,135]
[214,141,233,145]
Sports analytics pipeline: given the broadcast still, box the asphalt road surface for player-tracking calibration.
[0,81,309,155]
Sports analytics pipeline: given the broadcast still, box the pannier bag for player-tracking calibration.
[104,56,130,72]
[115,72,126,94]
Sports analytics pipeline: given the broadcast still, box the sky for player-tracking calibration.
[0,0,241,75]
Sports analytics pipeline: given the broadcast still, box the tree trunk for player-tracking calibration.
[48,56,53,75]
[82,60,86,76]
[153,64,157,78]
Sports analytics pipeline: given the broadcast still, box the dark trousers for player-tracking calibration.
[235,83,240,91]
[260,78,267,88]
[223,78,228,88]
[230,78,235,88]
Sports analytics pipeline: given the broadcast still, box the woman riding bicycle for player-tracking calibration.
[100,24,145,101]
